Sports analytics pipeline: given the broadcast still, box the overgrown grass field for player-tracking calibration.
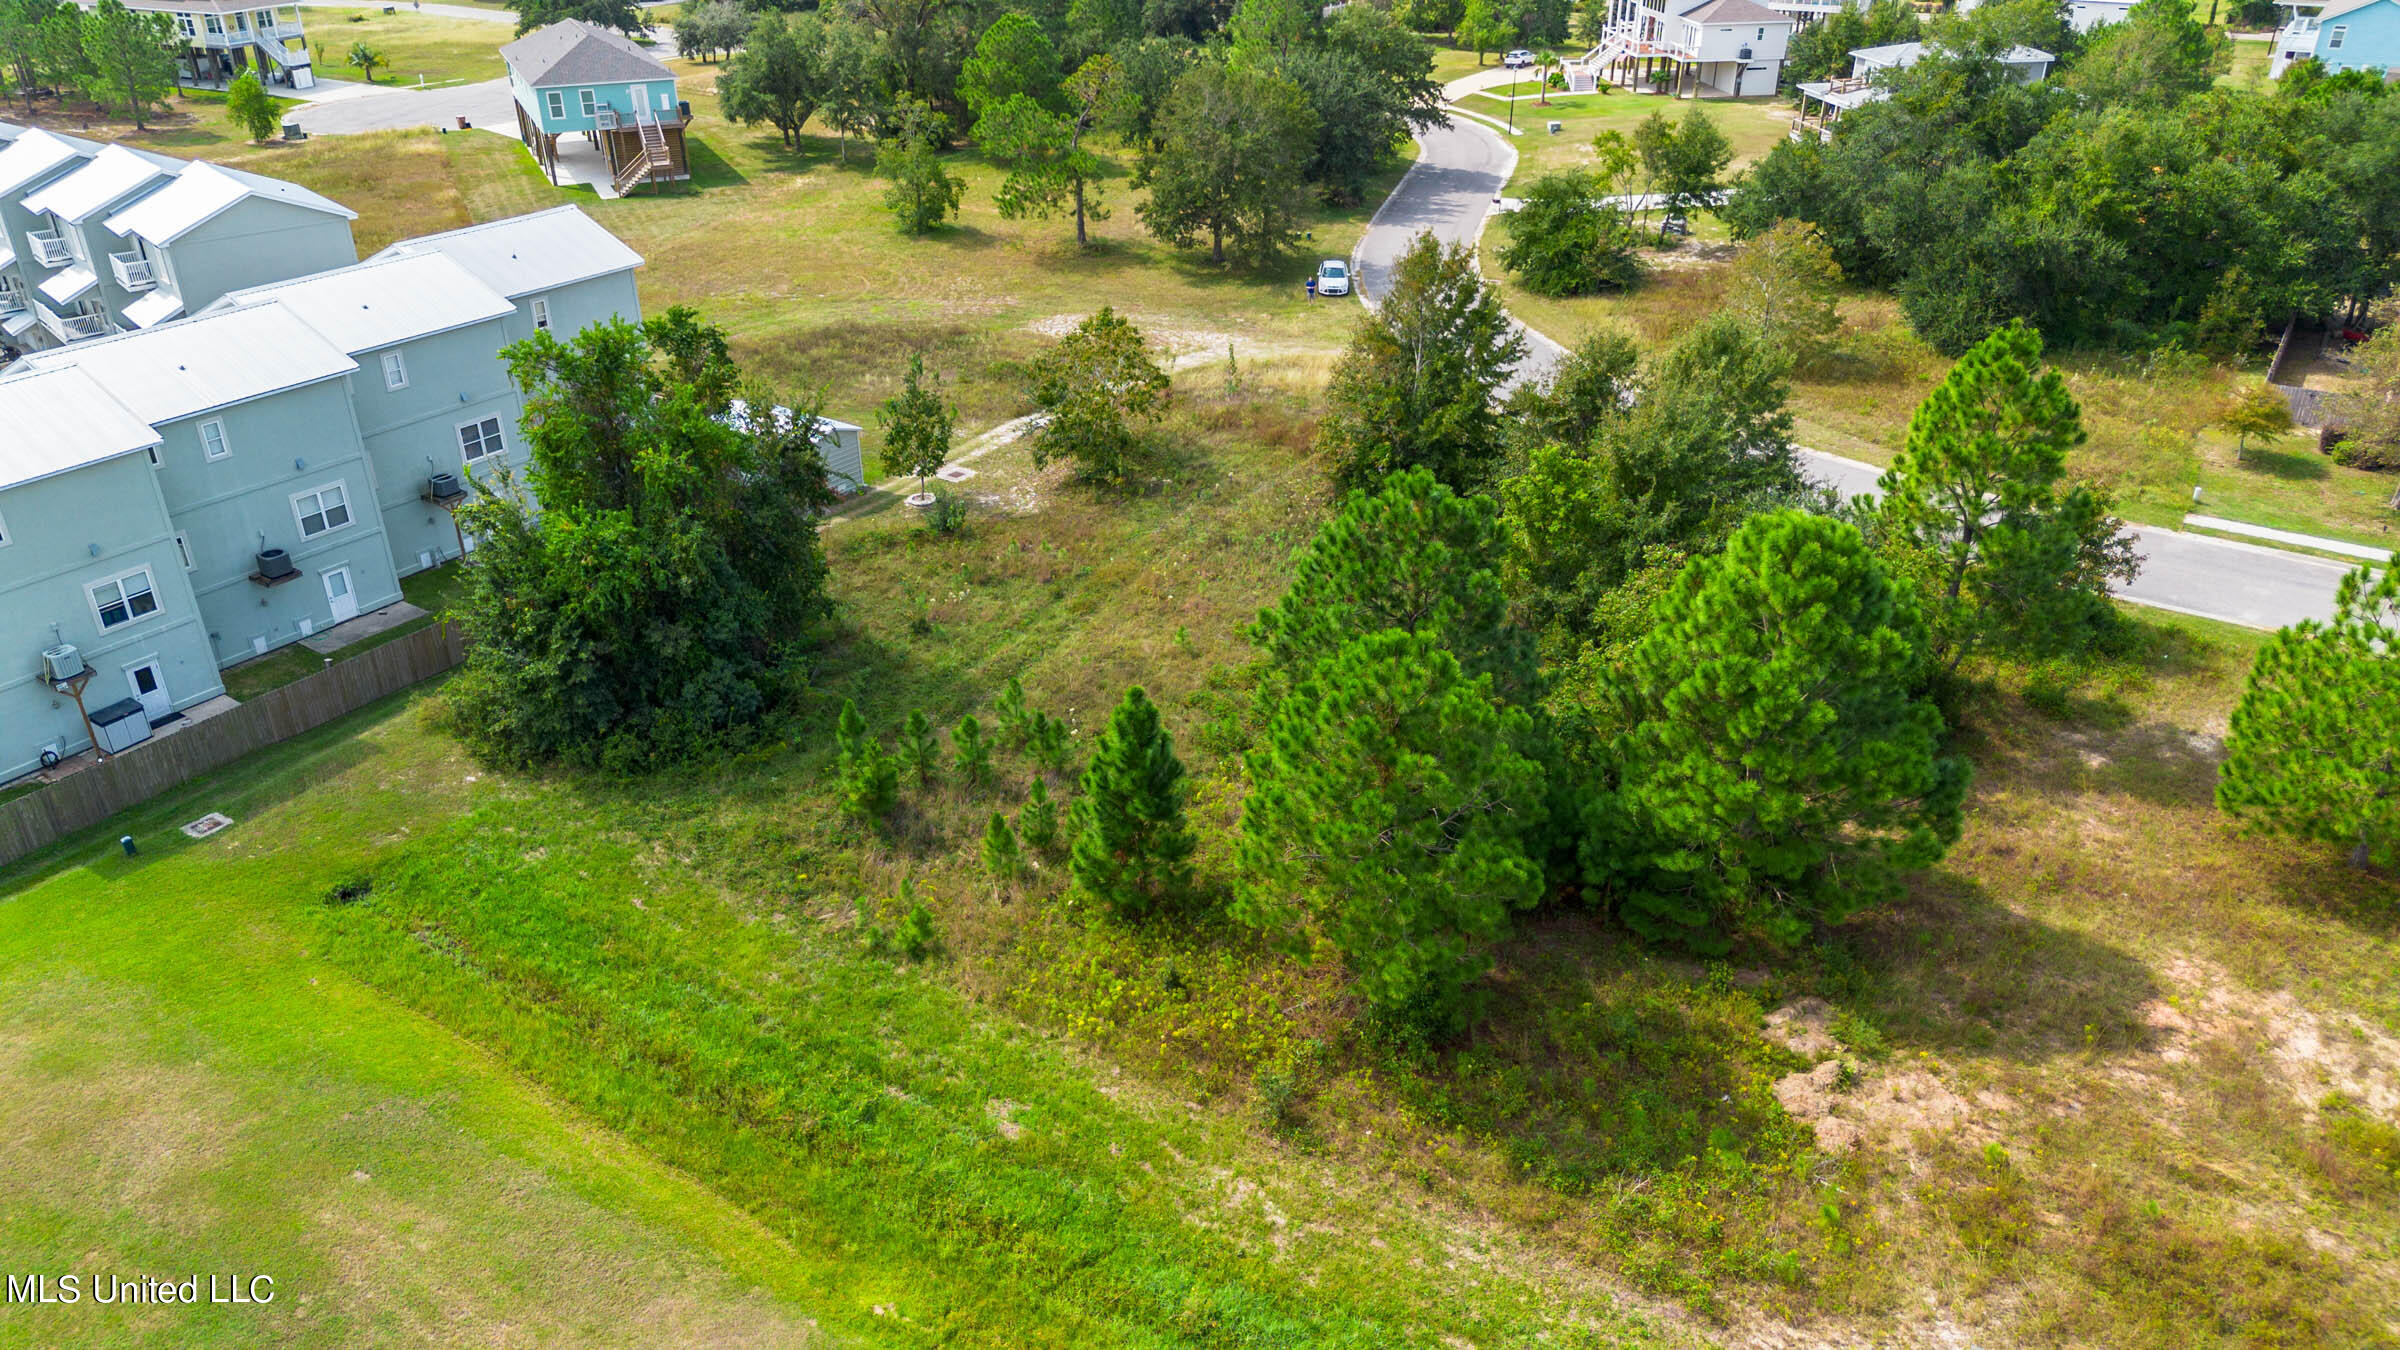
[8,376,2400,1344]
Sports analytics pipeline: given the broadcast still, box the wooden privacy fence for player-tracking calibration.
[0,623,467,868]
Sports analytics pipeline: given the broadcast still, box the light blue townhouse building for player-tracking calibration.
[0,133,649,783]
[0,125,356,352]
[0,367,225,773]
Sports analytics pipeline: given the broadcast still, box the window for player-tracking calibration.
[199,418,230,460]
[459,415,505,463]
[204,14,221,33]
[2328,23,2347,48]
[545,89,565,120]
[0,509,9,547]
[530,296,551,331]
[176,14,194,36]
[578,88,597,117]
[174,532,194,571]
[1756,26,1765,39]
[381,350,408,390]
[88,568,159,631]
[145,445,161,468]
[292,482,351,538]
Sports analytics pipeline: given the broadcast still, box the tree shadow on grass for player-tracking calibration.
[681,133,747,189]
[2230,444,2331,482]
[1833,870,2164,1060]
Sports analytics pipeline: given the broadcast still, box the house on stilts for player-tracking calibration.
[501,19,691,198]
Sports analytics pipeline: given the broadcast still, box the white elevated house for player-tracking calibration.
[1568,0,1795,97]
[1791,39,2052,139]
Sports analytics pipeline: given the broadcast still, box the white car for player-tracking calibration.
[1503,49,1536,69]
[1315,259,1351,297]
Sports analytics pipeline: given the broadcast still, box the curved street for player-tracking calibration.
[1353,79,2365,631]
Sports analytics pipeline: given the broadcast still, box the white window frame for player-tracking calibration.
[173,532,194,571]
[545,88,565,119]
[0,508,10,548]
[199,418,230,461]
[530,295,551,331]
[578,88,597,118]
[291,481,353,539]
[87,566,160,632]
[458,414,506,464]
[2327,23,2346,48]
[381,349,408,390]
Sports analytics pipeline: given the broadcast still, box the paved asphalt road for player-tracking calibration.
[1352,94,2360,632]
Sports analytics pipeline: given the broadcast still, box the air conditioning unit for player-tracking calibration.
[428,471,462,500]
[41,644,83,683]
[256,548,296,580]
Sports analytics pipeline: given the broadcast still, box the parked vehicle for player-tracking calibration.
[1504,48,1536,68]
[1315,259,1351,296]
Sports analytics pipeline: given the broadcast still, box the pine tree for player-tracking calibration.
[1876,320,2137,668]
[1250,466,1535,709]
[842,738,900,824]
[953,714,994,789]
[1019,776,1061,854]
[993,675,1033,747]
[901,708,939,786]
[1024,711,1072,774]
[1070,686,1197,916]
[2217,564,2400,870]
[835,698,870,769]
[1234,629,1546,1033]
[1600,511,1968,953]
[981,810,1023,885]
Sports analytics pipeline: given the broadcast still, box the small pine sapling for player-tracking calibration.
[901,708,940,786]
[1019,777,1061,854]
[1025,710,1073,774]
[994,676,1033,747]
[842,737,901,824]
[953,714,994,789]
[981,811,1023,886]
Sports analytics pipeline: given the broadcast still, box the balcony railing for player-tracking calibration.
[107,249,156,289]
[109,252,158,291]
[26,231,72,268]
[0,287,25,314]
[36,303,111,342]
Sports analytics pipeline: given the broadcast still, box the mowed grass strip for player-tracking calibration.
[0,700,828,1348]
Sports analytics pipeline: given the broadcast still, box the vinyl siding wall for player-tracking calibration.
[0,454,222,783]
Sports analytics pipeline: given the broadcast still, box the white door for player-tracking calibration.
[126,659,172,724]
[324,566,359,623]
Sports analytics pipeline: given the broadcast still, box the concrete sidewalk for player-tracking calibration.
[2182,514,2394,565]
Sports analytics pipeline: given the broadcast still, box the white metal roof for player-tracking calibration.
[15,301,357,424]
[121,289,184,329]
[0,128,87,197]
[215,252,512,353]
[1851,39,2051,68]
[21,145,169,224]
[371,206,641,299]
[37,265,95,305]
[0,365,163,492]
[105,159,355,247]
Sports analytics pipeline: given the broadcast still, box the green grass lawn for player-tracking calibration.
[312,10,511,86]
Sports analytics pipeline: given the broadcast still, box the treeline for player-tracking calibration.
[0,0,180,128]
[697,0,1440,255]
[1727,0,2400,352]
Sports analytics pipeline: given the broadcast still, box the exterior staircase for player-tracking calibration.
[611,107,673,196]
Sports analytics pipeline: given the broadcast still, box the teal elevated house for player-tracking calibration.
[502,19,691,195]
